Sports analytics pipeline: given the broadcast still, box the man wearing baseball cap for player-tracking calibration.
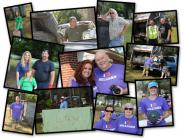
[138,81,170,127]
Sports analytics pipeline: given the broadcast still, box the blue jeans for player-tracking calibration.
[37,82,49,89]
[109,35,124,47]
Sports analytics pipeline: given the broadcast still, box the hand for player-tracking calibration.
[48,83,53,89]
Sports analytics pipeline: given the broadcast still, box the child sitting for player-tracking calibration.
[18,70,37,91]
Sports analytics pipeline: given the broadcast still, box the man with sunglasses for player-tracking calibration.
[102,8,128,47]
[94,105,116,131]
[138,81,170,127]
[115,103,143,135]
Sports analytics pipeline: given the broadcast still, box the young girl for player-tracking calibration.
[18,70,37,91]
[15,10,23,37]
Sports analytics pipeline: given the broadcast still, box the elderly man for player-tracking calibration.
[10,96,24,129]
[64,16,93,42]
[116,103,143,135]
[32,50,55,89]
[93,50,128,96]
[139,81,170,127]
[102,8,129,47]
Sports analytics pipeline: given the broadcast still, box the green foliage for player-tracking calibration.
[53,10,82,24]
[12,37,63,62]
[98,2,134,19]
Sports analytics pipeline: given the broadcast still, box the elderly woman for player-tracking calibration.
[116,103,143,135]
[16,51,32,88]
[94,50,128,96]
[102,8,128,47]
[68,60,95,87]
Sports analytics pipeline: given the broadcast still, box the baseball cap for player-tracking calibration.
[148,81,158,88]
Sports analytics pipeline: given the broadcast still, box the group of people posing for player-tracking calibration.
[146,17,172,44]
[16,50,55,91]
[67,50,128,97]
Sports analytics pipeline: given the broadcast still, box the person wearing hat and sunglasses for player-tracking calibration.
[60,96,68,109]
[32,50,55,89]
[102,8,128,47]
[94,105,116,131]
[115,103,143,135]
[138,81,170,127]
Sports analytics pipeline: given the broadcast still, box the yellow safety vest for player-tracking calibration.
[148,25,158,39]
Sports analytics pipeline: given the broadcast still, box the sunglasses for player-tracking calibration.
[124,108,133,111]
[105,110,114,113]
[110,12,114,15]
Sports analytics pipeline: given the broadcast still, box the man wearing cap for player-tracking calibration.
[32,50,55,89]
[94,105,116,131]
[115,103,143,135]
[60,96,68,109]
[64,16,93,42]
[138,81,170,127]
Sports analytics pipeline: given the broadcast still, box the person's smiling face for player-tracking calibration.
[95,51,111,71]
[82,63,92,79]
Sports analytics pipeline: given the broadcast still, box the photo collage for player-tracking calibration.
[2,0,179,136]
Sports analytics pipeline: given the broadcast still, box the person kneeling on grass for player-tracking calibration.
[18,69,37,92]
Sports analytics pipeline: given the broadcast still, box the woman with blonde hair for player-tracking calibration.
[16,51,32,88]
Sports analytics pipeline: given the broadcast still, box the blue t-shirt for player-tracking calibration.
[139,96,169,126]
[33,60,54,83]
[60,101,68,109]
[94,118,116,131]
[116,115,143,135]
[71,80,90,87]
[16,62,29,80]
[10,102,24,120]
[94,64,127,94]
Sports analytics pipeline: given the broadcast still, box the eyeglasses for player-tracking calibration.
[124,108,133,111]
[105,110,114,113]
[110,12,114,15]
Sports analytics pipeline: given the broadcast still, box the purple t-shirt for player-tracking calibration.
[16,62,29,79]
[94,64,127,95]
[10,102,24,120]
[139,97,169,126]
[94,118,116,131]
[144,58,153,66]
[116,115,143,135]
[71,80,90,87]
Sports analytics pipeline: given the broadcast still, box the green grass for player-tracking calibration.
[7,17,32,39]
[124,24,132,48]
[125,60,177,85]
[171,27,178,43]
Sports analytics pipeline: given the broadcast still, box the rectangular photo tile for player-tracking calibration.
[93,93,143,136]
[133,10,179,45]
[125,43,179,85]
[31,7,97,51]
[34,87,93,134]
[97,0,135,48]
[4,3,33,42]
[135,79,174,128]
[2,89,38,135]
[4,36,64,91]
[59,47,128,97]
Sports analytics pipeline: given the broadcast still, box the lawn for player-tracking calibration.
[171,27,178,43]
[124,24,132,49]
[125,60,177,85]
